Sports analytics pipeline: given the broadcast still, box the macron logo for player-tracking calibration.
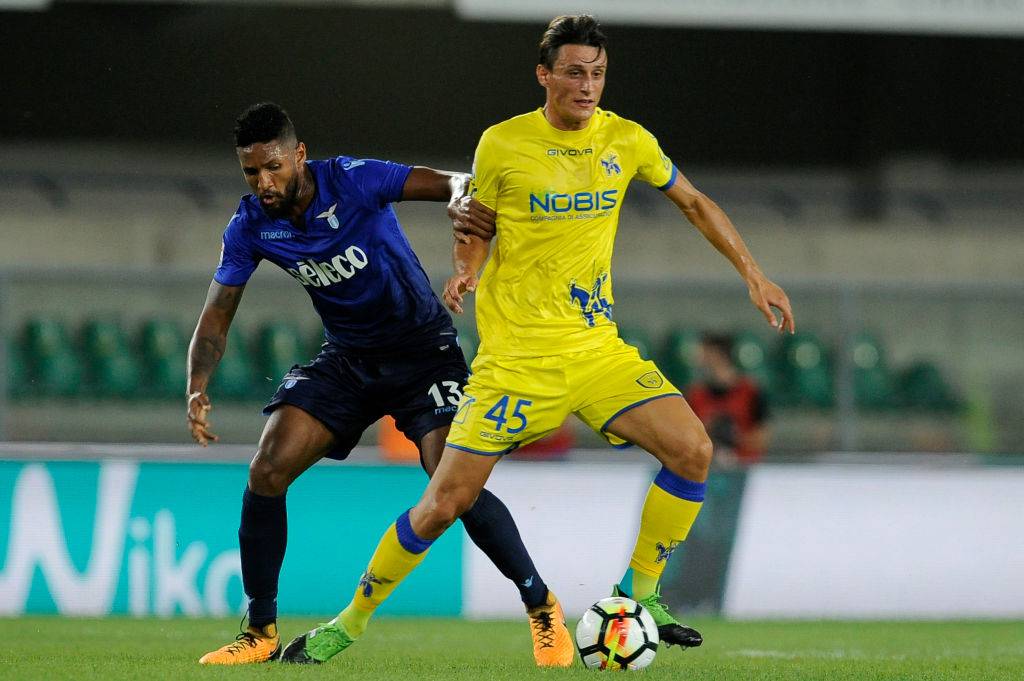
[260,230,293,240]
[286,246,369,288]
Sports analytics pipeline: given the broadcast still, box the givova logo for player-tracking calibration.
[0,462,244,617]
[286,246,369,288]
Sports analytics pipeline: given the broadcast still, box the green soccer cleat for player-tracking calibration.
[279,618,356,664]
[612,583,703,649]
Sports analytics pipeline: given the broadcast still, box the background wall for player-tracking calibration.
[3,3,1023,165]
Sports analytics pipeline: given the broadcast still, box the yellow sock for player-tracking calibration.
[621,467,705,600]
[338,511,433,637]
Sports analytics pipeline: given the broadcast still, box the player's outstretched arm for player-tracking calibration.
[401,167,496,242]
[443,234,492,315]
[186,280,245,445]
[663,173,795,333]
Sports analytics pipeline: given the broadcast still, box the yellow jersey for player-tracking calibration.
[471,107,677,357]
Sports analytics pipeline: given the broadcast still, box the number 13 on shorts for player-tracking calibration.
[483,395,532,434]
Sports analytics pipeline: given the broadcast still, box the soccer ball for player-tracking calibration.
[575,596,659,670]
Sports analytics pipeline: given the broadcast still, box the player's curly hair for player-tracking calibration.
[233,102,296,148]
[538,14,607,70]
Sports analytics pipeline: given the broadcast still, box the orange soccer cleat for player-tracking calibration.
[198,623,281,665]
[526,591,575,667]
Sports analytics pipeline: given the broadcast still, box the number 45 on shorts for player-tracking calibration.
[483,395,532,434]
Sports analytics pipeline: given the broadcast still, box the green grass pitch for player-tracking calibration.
[2,617,1021,680]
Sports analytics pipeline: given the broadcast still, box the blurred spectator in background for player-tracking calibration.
[687,333,769,466]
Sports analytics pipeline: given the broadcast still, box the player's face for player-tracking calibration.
[237,139,307,218]
[537,44,607,130]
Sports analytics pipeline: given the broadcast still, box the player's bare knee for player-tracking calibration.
[661,428,713,480]
[690,432,714,472]
[418,495,460,535]
[248,451,290,497]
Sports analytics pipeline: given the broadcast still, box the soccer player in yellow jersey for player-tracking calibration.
[280,14,794,667]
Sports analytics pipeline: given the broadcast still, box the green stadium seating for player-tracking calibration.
[21,318,82,397]
[137,320,186,399]
[732,331,776,398]
[851,332,896,409]
[80,319,141,398]
[618,326,655,360]
[209,326,257,401]
[5,338,29,398]
[660,328,701,390]
[255,323,306,386]
[776,331,833,407]
[898,360,960,411]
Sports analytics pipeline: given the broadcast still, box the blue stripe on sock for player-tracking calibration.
[395,509,434,554]
[653,467,706,502]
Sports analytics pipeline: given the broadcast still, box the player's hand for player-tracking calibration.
[443,273,479,314]
[746,273,795,334]
[449,196,496,244]
[187,390,219,446]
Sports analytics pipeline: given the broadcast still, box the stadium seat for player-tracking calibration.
[5,337,29,398]
[850,332,896,409]
[80,319,141,398]
[254,323,307,385]
[453,327,478,365]
[660,328,701,390]
[137,319,186,399]
[898,360,960,411]
[210,326,257,401]
[21,318,82,397]
[618,326,655,360]
[731,331,776,399]
[775,331,833,407]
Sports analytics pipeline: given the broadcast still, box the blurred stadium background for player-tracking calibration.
[1,0,1022,652]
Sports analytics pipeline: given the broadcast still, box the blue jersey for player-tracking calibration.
[214,156,455,355]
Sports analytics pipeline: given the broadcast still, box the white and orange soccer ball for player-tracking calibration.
[575,596,659,670]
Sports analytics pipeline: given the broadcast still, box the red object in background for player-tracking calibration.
[687,378,766,464]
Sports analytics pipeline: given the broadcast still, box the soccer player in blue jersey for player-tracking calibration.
[188,103,558,665]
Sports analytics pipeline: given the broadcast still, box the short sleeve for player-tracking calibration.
[633,125,677,191]
[338,157,413,208]
[213,213,259,286]
[469,129,501,211]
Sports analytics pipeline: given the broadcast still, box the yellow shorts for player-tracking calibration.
[447,338,681,455]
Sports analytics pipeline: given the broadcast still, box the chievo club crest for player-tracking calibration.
[569,273,613,327]
[655,540,680,564]
[601,153,622,176]
[317,203,340,229]
[359,570,382,598]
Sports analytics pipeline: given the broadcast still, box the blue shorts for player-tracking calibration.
[263,340,469,460]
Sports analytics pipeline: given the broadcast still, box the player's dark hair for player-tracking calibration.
[538,15,607,70]
[234,102,297,148]
[701,333,735,361]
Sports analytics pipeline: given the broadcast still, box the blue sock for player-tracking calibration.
[238,487,287,628]
[460,488,548,608]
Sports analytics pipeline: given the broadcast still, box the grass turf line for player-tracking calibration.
[1,617,1021,680]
